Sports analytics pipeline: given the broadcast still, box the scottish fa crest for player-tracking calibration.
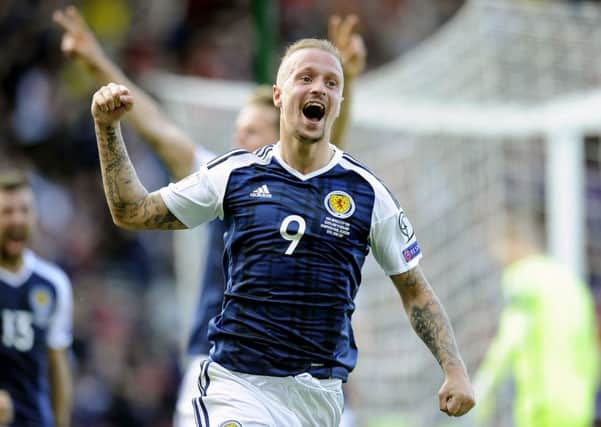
[219,421,242,427]
[29,285,53,326]
[324,191,355,219]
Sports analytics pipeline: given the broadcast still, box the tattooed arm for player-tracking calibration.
[92,83,186,230]
[391,267,475,417]
[392,266,463,370]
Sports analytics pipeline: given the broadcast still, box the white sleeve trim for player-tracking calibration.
[371,211,422,276]
[33,257,73,349]
[339,157,422,275]
[160,150,265,228]
[159,167,221,228]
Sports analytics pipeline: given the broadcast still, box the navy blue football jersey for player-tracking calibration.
[0,250,72,427]
[161,143,421,381]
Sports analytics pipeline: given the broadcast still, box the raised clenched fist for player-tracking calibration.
[91,83,133,126]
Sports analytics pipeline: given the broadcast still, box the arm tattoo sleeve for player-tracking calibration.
[95,123,184,230]
[138,192,182,230]
[395,268,463,371]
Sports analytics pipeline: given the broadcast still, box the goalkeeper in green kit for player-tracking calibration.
[474,214,599,427]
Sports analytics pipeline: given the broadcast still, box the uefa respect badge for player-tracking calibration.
[398,210,415,243]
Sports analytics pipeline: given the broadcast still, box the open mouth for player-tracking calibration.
[3,229,27,246]
[302,102,325,122]
[2,235,27,255]
[7,229,27,241]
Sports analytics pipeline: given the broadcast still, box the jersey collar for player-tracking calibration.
[0,249,35,287]
[272,142,343,181]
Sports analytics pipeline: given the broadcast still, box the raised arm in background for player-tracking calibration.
[390,267,475,417]
[328,14,366,147]
[91,83,186,230]
[53,6,197,180]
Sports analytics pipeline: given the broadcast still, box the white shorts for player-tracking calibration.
[192,359,344,427]
[174,355,208,427]
[339,408,356,427]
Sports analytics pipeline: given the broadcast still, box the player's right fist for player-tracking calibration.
[0,389,14,425]
[91,83,133,125]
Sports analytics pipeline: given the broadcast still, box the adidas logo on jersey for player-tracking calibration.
[249,184,272,198]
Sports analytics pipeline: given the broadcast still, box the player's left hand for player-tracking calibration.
[328,14,366,80]
[438,368,475,417]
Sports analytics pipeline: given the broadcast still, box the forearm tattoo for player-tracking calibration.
[96,124,182,229]
[139,193,181,230]
[399,269,462,371]
[102,125,137,212]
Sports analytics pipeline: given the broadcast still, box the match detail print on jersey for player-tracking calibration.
[320,190,355,239]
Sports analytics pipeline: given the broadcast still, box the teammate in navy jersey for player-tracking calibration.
[0,172,73,427]
[91,38,475,424]
[55,7,364,426]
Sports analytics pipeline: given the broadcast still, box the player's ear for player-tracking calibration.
[335,97,344,118]
[273,84,282,108]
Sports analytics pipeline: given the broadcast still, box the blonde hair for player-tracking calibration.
[247,85,275,109]
[0,171,30,191]
[245,85,279,131]
[282,39,341,65]
[276,38,342,85]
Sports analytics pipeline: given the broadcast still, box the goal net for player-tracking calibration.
[145,1,601,425]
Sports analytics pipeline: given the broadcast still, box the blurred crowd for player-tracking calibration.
[0,1,466,426]
[3,1,601,426]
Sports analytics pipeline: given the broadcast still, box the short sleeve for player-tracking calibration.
[47,270,73,349]
[159,166,222,228]
[160,149,252,228]
[370,204,422,276]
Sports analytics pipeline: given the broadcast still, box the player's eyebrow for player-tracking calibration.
[294,66,316,75]
[294,66,341,81]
